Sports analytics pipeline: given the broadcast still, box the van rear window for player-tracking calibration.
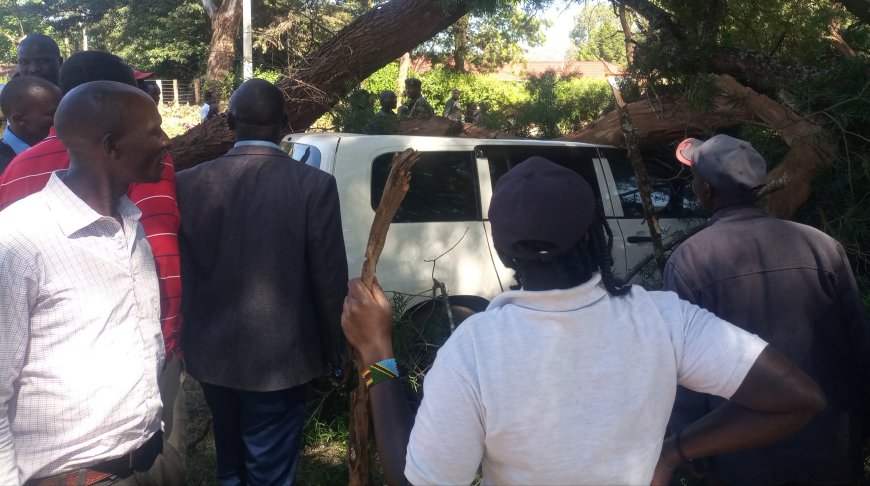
[371,151,481,223]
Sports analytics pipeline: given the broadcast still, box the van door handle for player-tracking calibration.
[627,235,653,243]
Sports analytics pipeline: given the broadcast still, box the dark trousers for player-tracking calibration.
[201,382,307,486]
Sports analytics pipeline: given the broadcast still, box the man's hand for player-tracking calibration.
[650,438,679,486]
[342,278,395,366]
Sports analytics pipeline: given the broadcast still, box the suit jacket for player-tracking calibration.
[0,140,16,175]
[176,145,348,391]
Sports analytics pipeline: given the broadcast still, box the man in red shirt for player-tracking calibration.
[0,51,186,484]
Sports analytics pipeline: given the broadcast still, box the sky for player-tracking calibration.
[526,2,585,61]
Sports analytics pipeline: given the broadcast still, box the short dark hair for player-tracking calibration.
[58,51,136,94]
[18,34,61,58]
[405,78,422,87]
[0,75,60,115]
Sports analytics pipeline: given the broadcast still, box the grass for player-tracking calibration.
[159,103,201,138]
[185,376,376,486]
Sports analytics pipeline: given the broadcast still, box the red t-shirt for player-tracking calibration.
[0,127,184,358]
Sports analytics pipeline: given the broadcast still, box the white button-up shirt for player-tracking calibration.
[0,171,164,485]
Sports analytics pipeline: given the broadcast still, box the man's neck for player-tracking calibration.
[60,165,127,219]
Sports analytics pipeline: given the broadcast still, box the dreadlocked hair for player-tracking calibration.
[507,208,631,297]
[588,209,631,296]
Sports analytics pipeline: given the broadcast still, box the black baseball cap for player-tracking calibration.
[489,156,595,260]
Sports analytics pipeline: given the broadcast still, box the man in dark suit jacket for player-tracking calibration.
[176,78,348,485]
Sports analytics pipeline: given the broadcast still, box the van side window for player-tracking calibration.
[602,148,698,218]
[371,151,480,222]
[280,141,321,169]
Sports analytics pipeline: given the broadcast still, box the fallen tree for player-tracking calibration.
[561,74,834,220]
[171,0,467,170]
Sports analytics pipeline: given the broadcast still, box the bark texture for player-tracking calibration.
[563,74,834,219]
[204,0,243,90]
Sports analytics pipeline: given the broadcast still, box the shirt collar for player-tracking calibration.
[42,171,142,237]
[488,273,609,313]
[2,125,31,155]
[709,203,767,226]
[234,140,282,150]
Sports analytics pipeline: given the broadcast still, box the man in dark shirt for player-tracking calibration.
[177,78,348,485]
[398,78,434,118]
[664,134,870,485]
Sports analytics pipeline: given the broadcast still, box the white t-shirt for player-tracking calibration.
[405,274,767,486]
[199,102,211,122]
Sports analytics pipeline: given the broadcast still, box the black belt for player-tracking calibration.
[27,430,163,486]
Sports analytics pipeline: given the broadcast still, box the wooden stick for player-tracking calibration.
[360,148,420,288]
[347,148,420,486]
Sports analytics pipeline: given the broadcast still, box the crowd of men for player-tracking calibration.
[0,32,868,486]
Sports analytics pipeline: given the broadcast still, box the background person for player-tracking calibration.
[199,90,218,122]
[0,76,61,173]
[341,156,825,486]
[366,89,399,134]
[176,78,348,486]
[442,88,462,122]
[16,34,62,86]
[397,78,433,118]
[664,134,870,485]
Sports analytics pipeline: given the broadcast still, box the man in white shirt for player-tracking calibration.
[0,80,171,485]
[341,157,827,485]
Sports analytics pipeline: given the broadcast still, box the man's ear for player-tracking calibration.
[8,112,24,126]
[226,112,235,130]
[698,181,715,206]
[101,131,119,159]
[281,112,289,129]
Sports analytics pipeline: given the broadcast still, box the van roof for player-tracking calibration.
[283,132,617,149]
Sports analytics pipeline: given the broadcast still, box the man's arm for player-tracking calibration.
[832,245,870,432]
[0,243,37,485]
[653,344,825,484]
[342,278,414,486]
[307,176,350,373]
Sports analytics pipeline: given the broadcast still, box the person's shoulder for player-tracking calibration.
[4,137,67,175]
[0,192,49,237]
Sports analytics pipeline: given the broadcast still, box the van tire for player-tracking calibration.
[404,295,489,327]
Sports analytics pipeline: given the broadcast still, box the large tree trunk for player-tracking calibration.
[172,0,467,169]
[204,0,243,91]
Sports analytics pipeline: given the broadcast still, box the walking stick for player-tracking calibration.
[347,148,420,486]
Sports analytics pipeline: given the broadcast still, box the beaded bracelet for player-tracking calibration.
[362,358,399,388]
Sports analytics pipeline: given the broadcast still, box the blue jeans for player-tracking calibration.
[201,382,307,486]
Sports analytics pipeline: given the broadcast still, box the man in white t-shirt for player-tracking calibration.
[341,156,826,486]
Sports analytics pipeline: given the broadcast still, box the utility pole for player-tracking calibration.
[242,0,253,80]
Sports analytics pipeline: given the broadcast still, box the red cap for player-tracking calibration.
[133,70,153,80]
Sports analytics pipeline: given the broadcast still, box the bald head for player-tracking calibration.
[59,51,136,95]
[56,80,169,185]
[229,79,285,126]
[56,81,151,151]
[0,75,60,115]
[0,75,62,145]
[17,34,62,86]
